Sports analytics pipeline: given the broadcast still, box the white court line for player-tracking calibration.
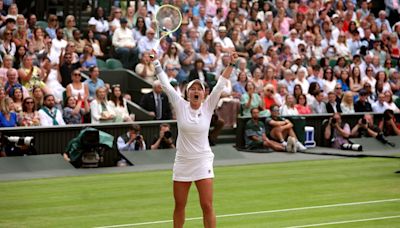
[94,198,400,228]
[285,215,400,228]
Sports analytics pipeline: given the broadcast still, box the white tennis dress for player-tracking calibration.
[154,60,228,181]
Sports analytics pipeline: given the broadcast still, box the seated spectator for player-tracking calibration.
[84,30,104,58]
[90,87,116,124]
[18,97,40,126]
[326,91,342,113]
[32,86,44,110]
[63,15,77,41]
[66,70,89,101]
[310,90,327,114]
[139,80,172,120]
[324,112,359,150]
[150,123,175,150]
[232,71,248,97]
[45,14,58,39]
[0,29,16,57]
[13,25,28,48]
[384,90,399,112]
[354,89,373,112]
[280,95,299,116]
[240,81,269,117]
[0,55,15,84]
[79,44,97,70]
[72,29,86,54]
[117,124,146,152]
[51,28,68,65]
[294,94,312,114]
[29,27,46,58]
[265,104,306,152]
[0,97,17,127]
[9,86,23,112]
[135,51,156,84]
[112,17,138,69]
[18,54,50,96]
[372,93,389,113]
[4,68,29,98]
[378,109,400,136]
[59,52,81,88]
[38,94,66,126]
[244,107,290,152]
[63,96,90,124]
[162,43,181,71]
[263,84,279,111]
[188,59,212,88]
[41,57,65,103]
[84,66,107,101]
[108,84,133,122]
[214,78,240,128]
[340,91,355,114]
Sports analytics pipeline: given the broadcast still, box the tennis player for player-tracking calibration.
[152,52,238,228]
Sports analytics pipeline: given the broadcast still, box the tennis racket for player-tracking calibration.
[150,4,182,58]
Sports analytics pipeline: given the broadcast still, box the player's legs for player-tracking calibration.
[195,178,216,228]
[173,181,192,228]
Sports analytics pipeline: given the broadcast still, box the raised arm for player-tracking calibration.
[152,56,182,105]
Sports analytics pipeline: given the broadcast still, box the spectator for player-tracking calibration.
[79,44,97,70]
[72,29,86,55]
[59,53,81,88]
[350,66,363,93]
[108,84,133,122]
[45,14,58,40]
[197,43,217,73]
[18,97,40,126]
[240,81,268,117]
[177,40,196,83]
[132,16,147,42]
[294,67,309,94]
[150,123,175,150]
[18,54,50,96]
[362,67,377,94]
[0,97,17,127]
[340,91,355,114]
[379,109,400,136]
[280,95,299,116]
[372,92,390,113]
[162,42,180,71]
[137,27,160,56]
[117,124,146,152]
[384,90,399,112]
[0,29,15,57]
[32,86,44,110]
[337,70,351,92]
[214,79,240,128]
[354,89,373,112]
[4,68,29,98]
[310,90,327,114]
[62,96,89,124]
[51,28,68,64]
[87,7,109,52]
[38,94,65,126]
[244,107,290,152]
[265,104,306,152]
[41,57,65,103]
[326,91,342,113]
[29,28,46,58]
[84,66,107,101]
[90,87,116,124]
[139,80,172,120]
[63,15,77,42]
[112,17,138,69]
[135,51,156,84]
[13,45,27,69]
[0,55,14,84]
[294,94,312,114]
[84,30,104,58]
[9,86,22,112]
[13,25,28,48]
[66,70,89,101]
[188,59,211,87]
[0,17,16,39]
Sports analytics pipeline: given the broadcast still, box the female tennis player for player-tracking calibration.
[152,52,237,228]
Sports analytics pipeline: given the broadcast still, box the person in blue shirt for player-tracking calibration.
[0,97,18,127]
[84,66,108,101]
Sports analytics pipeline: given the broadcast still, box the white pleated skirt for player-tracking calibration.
[173,155,214,182]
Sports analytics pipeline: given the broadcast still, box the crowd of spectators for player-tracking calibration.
[0,0,399,147]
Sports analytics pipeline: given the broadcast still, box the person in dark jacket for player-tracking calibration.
[139,80,172,120]
[354,89,373,112]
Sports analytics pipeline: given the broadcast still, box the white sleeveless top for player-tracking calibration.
[68,83,85,100]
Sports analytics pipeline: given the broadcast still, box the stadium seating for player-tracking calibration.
[35,21,48,29]
[106,58,124,70]
[96,59,108,70]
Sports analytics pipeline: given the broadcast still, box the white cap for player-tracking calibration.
[186,79,205,92]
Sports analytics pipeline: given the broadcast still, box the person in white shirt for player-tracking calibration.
[284,29,302,56]
[50,28,67,64]
[152,51,239,228]
[137,28,162,56]
[112,18,138,69]
[38,94,66,126]
[372,93,390,113]
[213,26,235,53]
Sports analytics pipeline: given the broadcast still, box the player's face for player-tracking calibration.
[188,83,205,105]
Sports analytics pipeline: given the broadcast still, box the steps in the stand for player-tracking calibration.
[215,127,237,145]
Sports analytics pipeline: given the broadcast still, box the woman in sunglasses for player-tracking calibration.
[18,97,40,126]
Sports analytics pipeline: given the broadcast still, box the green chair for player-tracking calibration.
[96,59,107,70]
[106,58,124,69]
[36,21,48,29]
[329,59,337,68]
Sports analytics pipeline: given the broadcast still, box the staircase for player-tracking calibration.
[215,127,237,145]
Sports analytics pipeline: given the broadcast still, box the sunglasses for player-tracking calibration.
[73,73,81,76]
[25,101,34,104]
[112,84,120,88]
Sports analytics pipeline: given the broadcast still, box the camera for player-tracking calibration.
[341,143,363,151]
[135,135,142,141]
[164,131,172,139]
[331,118,336,124]
[361,118,367,125]
[6,136,35,147]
